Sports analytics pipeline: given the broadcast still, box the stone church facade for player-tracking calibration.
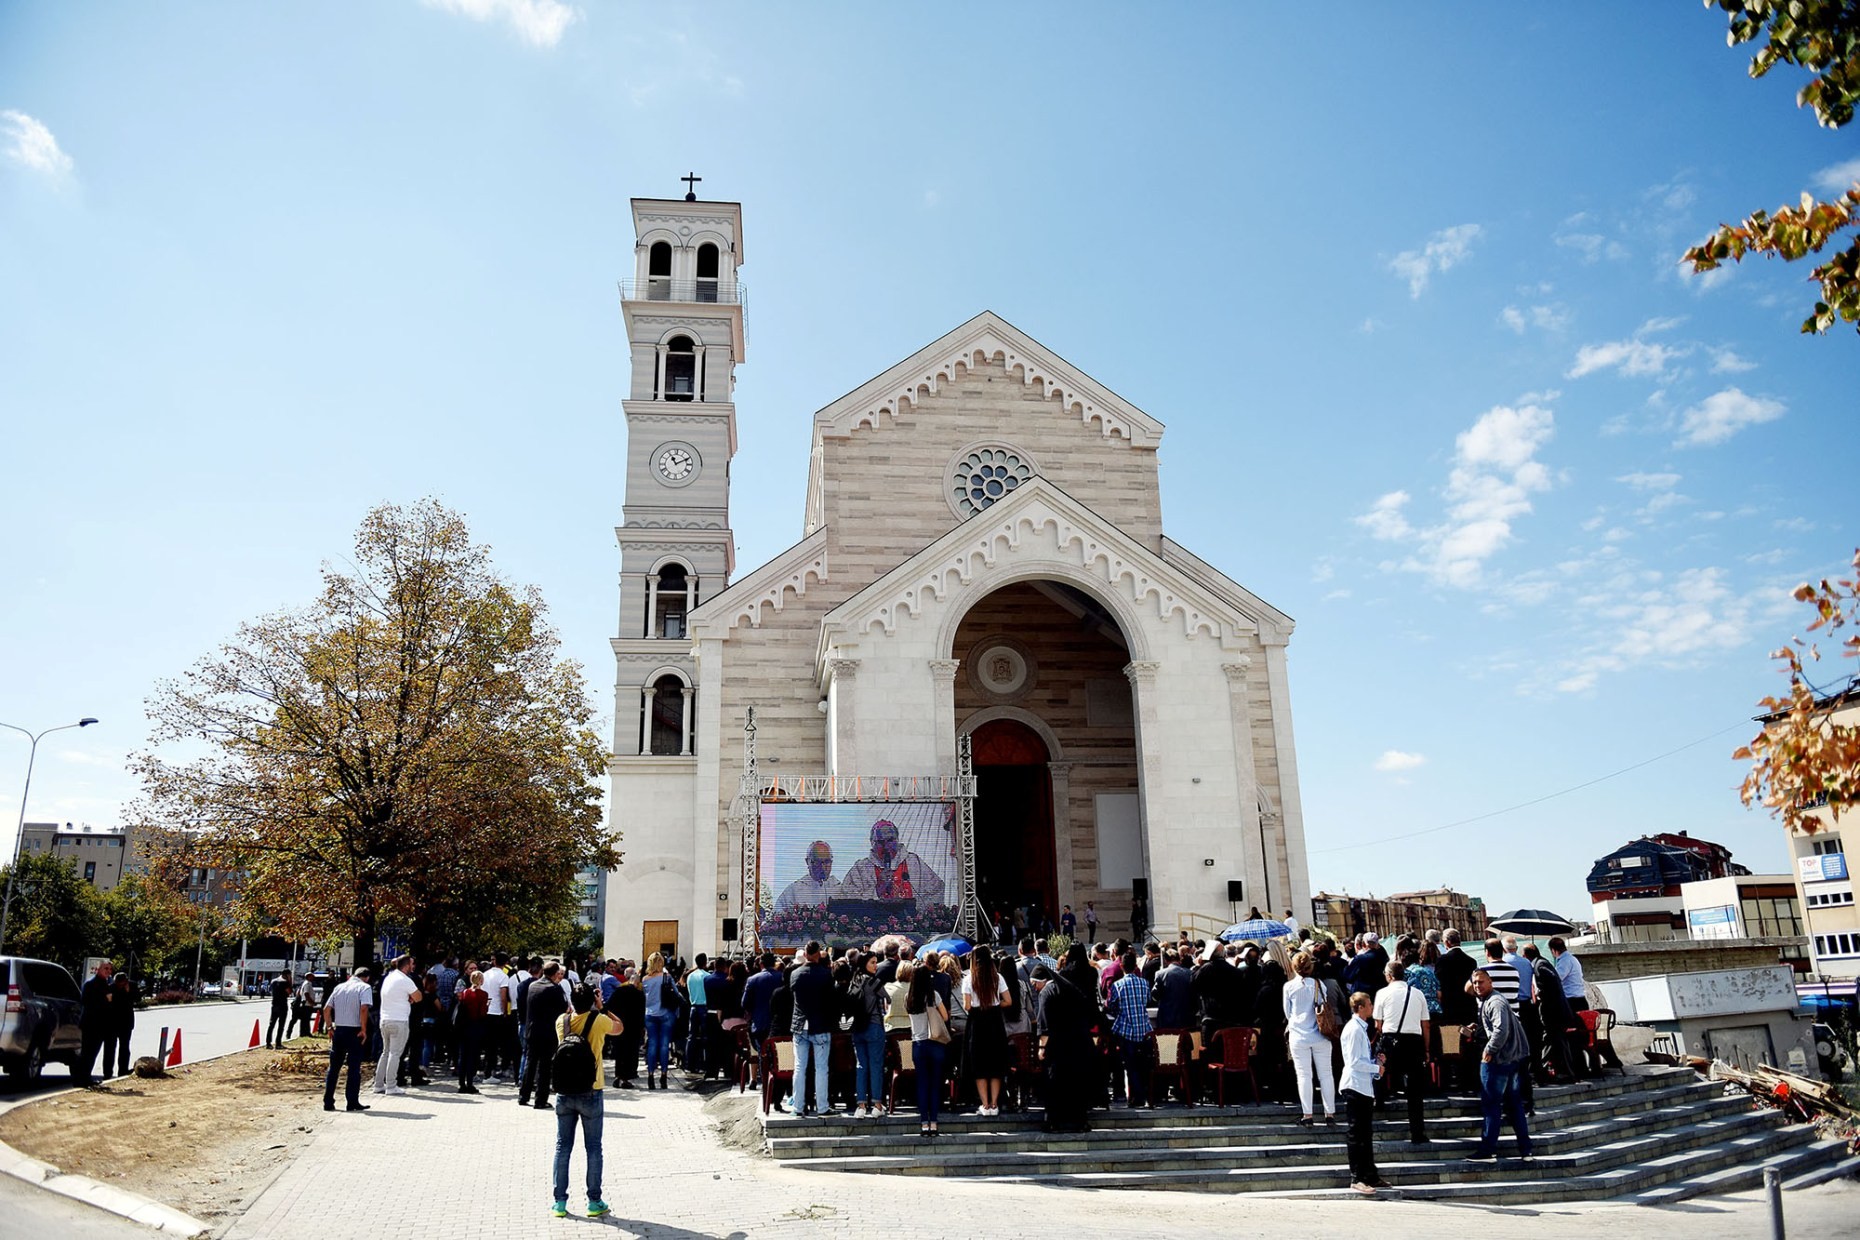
[606,194,1310,962]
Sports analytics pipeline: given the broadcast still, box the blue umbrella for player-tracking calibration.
[1221,918,1291,942]
[916,936,973,960]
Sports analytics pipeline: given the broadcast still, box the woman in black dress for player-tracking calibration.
[1252,959,1290,1102]
[962,945,1011,1116]
[1035,965,1096,1132]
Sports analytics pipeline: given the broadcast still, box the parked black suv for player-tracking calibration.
[0,956,85,1081]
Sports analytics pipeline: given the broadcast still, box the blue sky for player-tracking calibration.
[2,3,1855,924]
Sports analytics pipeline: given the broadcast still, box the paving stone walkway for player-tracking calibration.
[228,1071,1859,1240]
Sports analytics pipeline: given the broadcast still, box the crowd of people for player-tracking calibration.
[287,921,1597,1208]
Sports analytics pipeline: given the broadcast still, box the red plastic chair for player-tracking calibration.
[760,1037,794,1115]
[1210,1027,1261,1105]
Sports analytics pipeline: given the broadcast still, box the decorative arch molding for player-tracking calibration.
[639,664,694,689]
[655,325,707,347]
[957,705,1065,762]
[817,480,1264,669]
[690,528,830,637]
[849,342,1133,441]
[646,553,697,575]
[636,229,682,251]
[813,312,1164,449]
[931,557,1158,662]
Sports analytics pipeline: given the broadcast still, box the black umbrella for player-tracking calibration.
[1487,909,1575,937]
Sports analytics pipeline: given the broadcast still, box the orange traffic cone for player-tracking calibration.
[166,1029,184,1068]
[249,1019,262,1048]
[312,1010,322,1035]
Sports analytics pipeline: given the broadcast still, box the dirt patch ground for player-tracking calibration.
[702,1088,767,1153]
[0,1045,333,1228]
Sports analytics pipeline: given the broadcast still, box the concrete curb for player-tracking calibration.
[0,1135,211,1236]
[0,1041,263,1237]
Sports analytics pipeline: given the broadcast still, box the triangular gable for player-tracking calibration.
[1160,537,1294,645]
[689,526,829,638]
[817,477,1275,660]
[812,311,1165,447]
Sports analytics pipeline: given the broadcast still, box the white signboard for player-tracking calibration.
[1686,905,1738,940]
[1799,853,1851,883]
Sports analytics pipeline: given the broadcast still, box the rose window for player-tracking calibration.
[950,447,1033,517]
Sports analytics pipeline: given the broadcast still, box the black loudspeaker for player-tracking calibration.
[1132,877,1149,901]
[721,918,739,941]
[1228,880,1246,903]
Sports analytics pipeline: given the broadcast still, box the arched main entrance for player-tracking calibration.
[969,718,1056,928]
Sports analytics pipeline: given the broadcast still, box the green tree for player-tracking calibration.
[0,852,108,972]
[99,871,198,980]
[1736,549,1860,831]
[1685,1,1860,333]
[132,500,615,961]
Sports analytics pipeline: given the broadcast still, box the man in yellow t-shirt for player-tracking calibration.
[551,985,623,1218]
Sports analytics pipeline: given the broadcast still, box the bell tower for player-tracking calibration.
[612,183,744,761]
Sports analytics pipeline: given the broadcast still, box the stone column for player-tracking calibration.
[827,658,860,778]
[1123,660,1163,920]
[1048,760,1076,914]
[929,659,961,775]
[638,685,656,756]
[694,344,706,402]
[1262,641,1311,918]
[654,345,668,401]
[1222,656,1268,915]
[680,685,694,757]
[645,573,660,639]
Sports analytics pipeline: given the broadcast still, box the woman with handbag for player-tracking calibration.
[961,946,1013,1117]
[905,959,952,1137]
[1371,958,1430,1143]
[641,953,678,1090]
[1281,951,1338,1127]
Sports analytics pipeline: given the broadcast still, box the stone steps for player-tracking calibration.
[763,1064,1692,1144]
[766,1077,1737,1160]
[758,1065,1855,1204]
[781,1107,1784,1183]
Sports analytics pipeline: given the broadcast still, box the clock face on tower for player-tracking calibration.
[653,442,700,486]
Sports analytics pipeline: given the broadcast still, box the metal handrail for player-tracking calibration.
[618,278,746,306]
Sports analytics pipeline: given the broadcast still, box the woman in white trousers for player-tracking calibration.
[1282,951,1337,1126]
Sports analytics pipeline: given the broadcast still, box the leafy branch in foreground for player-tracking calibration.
[1684,1,1860,333]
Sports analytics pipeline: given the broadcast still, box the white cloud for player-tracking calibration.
[1709,346,1757,374]
[1615,471,1680,490]
[421,0,576,46]
[1553,212,1628,263]
[1566,334,1687,379]
[1675,387,1785,447]
[1497,303,1571,335]
[1356,402,1556,587]
[1,110,73,180]
[1374,750,1427,773]
[1355,490,1413,541]
[1538,565,1763,694]
[1813,156,1860,195]
[1388,223,1482,298]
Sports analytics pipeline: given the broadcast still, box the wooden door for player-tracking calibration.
[642,920,679,965]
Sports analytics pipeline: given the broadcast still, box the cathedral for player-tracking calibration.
[604,190,1311,963]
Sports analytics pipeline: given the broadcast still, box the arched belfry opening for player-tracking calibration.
[953,578,1139,934]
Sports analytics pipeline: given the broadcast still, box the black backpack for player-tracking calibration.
[553,1013,597,1088]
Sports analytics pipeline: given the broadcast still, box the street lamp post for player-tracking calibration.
[0,717,100,950]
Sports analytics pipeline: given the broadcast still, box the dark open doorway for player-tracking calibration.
[969,718,1056,929]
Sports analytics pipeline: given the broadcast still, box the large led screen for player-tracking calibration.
[756,801,958,949]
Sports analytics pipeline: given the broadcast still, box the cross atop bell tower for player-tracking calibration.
[610,190,746,762]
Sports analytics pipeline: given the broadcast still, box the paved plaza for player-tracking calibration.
[225,1070,1860,1240]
